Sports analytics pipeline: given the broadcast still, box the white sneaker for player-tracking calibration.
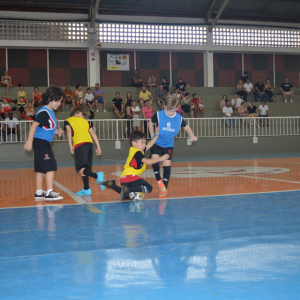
[290,100,293,103]
[103,109,107,112]
[96,109,99,112]
[285,99,287,102]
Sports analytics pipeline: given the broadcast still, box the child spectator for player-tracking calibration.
[131,100,141,131]
[1,98,10,119]
[87,110,95,131]
[17,97,26,120]
[62,85,75,112]
[147,74,157,93]
[142,100,155,138]
[85,88,94,111]
[190,94,199,118]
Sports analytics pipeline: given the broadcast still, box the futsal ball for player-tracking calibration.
[7,98,12,103]
[21,112,26,119]
[129,192,144,201]
[35,94,41,101]
[4,107,11,113]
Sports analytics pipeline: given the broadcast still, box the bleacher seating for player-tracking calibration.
[1,86,300,120]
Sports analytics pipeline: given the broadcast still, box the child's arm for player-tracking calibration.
[184,125,198,142]
[145,127,159,151]
[141,154,169,165]
[148,119,155,138]
[89,128,101,155]
[65,125,74,154]
[24,122,39,151]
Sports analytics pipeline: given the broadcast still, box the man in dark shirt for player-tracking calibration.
[132,70,143,93]
[280,78,294,102]
[112,92,125,119]
[175,78,190,96]
[241,71,250,83]
[254,78,271,102]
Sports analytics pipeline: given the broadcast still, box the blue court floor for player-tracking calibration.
[1,153,300,299]
[1,191,300,299]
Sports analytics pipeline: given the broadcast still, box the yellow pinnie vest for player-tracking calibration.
[65,116,93,147]
[120,147,146,178]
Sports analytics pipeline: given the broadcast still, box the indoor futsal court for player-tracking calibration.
[1,152,300,299]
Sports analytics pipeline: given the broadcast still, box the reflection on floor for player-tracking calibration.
[0,154,300,299]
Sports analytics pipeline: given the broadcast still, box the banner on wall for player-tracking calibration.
[107,54,130,71]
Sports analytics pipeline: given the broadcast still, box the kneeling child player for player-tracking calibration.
[64,107,105,195]
[100,129,169,200]
[148,94,198,198]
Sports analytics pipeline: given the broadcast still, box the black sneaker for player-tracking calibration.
[45,190,63,201]
[99,180,115,188]
[120,185,129,201]
[35,192,45,200]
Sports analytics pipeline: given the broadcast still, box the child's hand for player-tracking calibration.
[161,154,169,161]
[190,136,198,142]
[155,127,159,136]
[24,141,32,151]
[96,147,101,155]
[70,145,74,154]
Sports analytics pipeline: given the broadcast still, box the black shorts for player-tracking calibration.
[33,138,57,173]
[74,143,93,173]
[150,144,173,161]
[121,178,153,194]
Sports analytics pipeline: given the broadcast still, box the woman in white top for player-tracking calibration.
[0,70,14,95]
[131,100,140,131]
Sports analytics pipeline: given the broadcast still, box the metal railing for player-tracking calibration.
[0,116,299,144]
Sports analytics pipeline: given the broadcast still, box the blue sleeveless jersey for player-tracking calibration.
[34,107,57,143]
[153,110,182,147]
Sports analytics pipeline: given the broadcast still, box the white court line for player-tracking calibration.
[239,175,300,185]
[1,188,300,210]
[259,160,300,165]
[54,180,102,213]
[54,180,86,204]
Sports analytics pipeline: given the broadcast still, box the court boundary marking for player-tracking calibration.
[0,188,299,210]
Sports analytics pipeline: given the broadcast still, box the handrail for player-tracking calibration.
[0,116,299,144]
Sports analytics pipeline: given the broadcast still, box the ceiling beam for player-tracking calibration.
[205,0,218,23]
[209,0,229,32]
[90,0,100,28]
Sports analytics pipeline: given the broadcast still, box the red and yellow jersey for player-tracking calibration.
[120,147,146,180]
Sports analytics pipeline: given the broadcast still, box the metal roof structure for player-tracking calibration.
[1,0,300,24]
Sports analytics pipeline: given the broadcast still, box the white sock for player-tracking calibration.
[46,189,53,195]
[36,189,43,195]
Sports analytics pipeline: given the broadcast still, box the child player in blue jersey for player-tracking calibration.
[148,94,198,198]
[24,86,65,201]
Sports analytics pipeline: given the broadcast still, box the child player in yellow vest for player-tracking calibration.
[64,107,105,195]
[99,129,169,201]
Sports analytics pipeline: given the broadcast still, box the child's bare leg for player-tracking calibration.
[36,172,44,190]
[45,171,55,191]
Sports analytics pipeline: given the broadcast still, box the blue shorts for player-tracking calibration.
[95,97,104,103]
[114,107,122,113]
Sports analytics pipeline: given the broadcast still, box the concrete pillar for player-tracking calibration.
[203,30,214,87]
[88,47,99,86]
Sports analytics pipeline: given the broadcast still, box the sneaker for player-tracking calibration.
[76,188,92,196]
[99,179,115,188]
[96,172,105,191]
[285,99,287,102]
[35,191,45,200]
[158,190,169,198]
[103,109,107,112]
[45,190,63,201]
[96,109,99,112]
[290,100,293,103]
[120,185,129,201]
